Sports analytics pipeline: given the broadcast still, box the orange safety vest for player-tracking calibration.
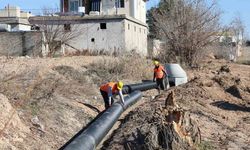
[154,65,165,79]
[100,82,118,94]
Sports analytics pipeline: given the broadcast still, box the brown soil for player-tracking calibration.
[101,59,250,150]
[0,56,106,150]
[0,56,249,150]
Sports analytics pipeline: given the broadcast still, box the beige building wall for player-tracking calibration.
[20,12,33,18]
[0,6,32,18]
[100,0,146,23]
[29,16,148,56]
[101,0,130,16]
[66,20,126,54]
[0,6,21,17]
[124,19,148,56]
[11,24,31,31]
[129,0,146,23]
[59,19,147,56]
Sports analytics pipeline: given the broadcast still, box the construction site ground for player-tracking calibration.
[0,53,249,149]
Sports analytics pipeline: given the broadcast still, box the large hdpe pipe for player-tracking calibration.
[61,91,142,150]
[122,81,157,94]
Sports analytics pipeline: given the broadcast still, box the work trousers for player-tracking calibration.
[100,90,114,110]
[156,78,166,90]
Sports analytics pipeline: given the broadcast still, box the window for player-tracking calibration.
[139,28,141,33]
[91,38,95,42]
[64,24,71,31]
[69,0,79,12]
[31,25,40,30]
[100,23,107,29]
[128,24,130,30]
[91,0,101,11]
[134,26,136,32]
[115,0,125,8]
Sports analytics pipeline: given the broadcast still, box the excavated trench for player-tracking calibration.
[100,91,201,150]
[61,81,201,150]
[61,82,158,150]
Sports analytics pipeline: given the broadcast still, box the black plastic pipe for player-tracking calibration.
[122,81,157,94]
[61,91,142,150]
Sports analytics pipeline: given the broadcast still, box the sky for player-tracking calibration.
[217,0,250,38]
[0,0,249,36]
[0,0,160,12]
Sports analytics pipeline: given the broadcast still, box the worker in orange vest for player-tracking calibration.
[153,60,167,94]
[100,81,125,109]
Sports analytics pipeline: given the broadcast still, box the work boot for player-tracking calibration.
[158,89,161,95]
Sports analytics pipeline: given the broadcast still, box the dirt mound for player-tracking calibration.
[0,56,249,149]
[0,94,30,150]
[101,60,250,150]
[102,91,201,150]
[0,56,105,149]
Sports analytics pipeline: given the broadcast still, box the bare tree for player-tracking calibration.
[230,14,245,45]
[39,17,86,57]
[151,0,221,66]
[30,7,86,57]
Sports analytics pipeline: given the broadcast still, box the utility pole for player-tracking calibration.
[7,4,10,17]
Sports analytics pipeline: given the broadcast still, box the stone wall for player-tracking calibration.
[0,31,44,56]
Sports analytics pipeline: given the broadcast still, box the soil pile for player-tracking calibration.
[102,59,250,150]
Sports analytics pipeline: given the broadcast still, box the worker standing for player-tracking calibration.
[153,61,167,94]
[100,81,125,110]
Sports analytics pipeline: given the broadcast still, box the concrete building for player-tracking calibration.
[0,6,33,31]
[29,15,148,56]
[59,0,146,23]
[29,0,148,56]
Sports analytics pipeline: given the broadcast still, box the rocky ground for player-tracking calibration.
[0,55,249,150]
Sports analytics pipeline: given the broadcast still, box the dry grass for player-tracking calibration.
[88,54,153,85]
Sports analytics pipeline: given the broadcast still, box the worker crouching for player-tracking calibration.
[100,81,125,110]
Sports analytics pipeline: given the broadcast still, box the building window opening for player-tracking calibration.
[69,0,79,12]
[91,38,95,42]
[91,0,101,11]
[128,24,130,30]
[134,26,136,32]
[64,24,71,31]
[100,23,107,29]
[115,0,125,8]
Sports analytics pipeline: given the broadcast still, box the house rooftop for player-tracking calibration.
[29,14,147,27]
[0,17,30,25]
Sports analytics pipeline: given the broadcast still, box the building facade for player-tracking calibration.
[29,15,148,56]
[29,0,148,56]
[60,0,146,23]
[0,6,33,31]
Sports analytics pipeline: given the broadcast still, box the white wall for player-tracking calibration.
[124,19,148,56]
[0,6,21,17]
[67,20,126,53]
[11,24,31,31]
[59,19,147,56]
[101,0,130,16]
[100,0,146,23]
[129,0,146,23]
